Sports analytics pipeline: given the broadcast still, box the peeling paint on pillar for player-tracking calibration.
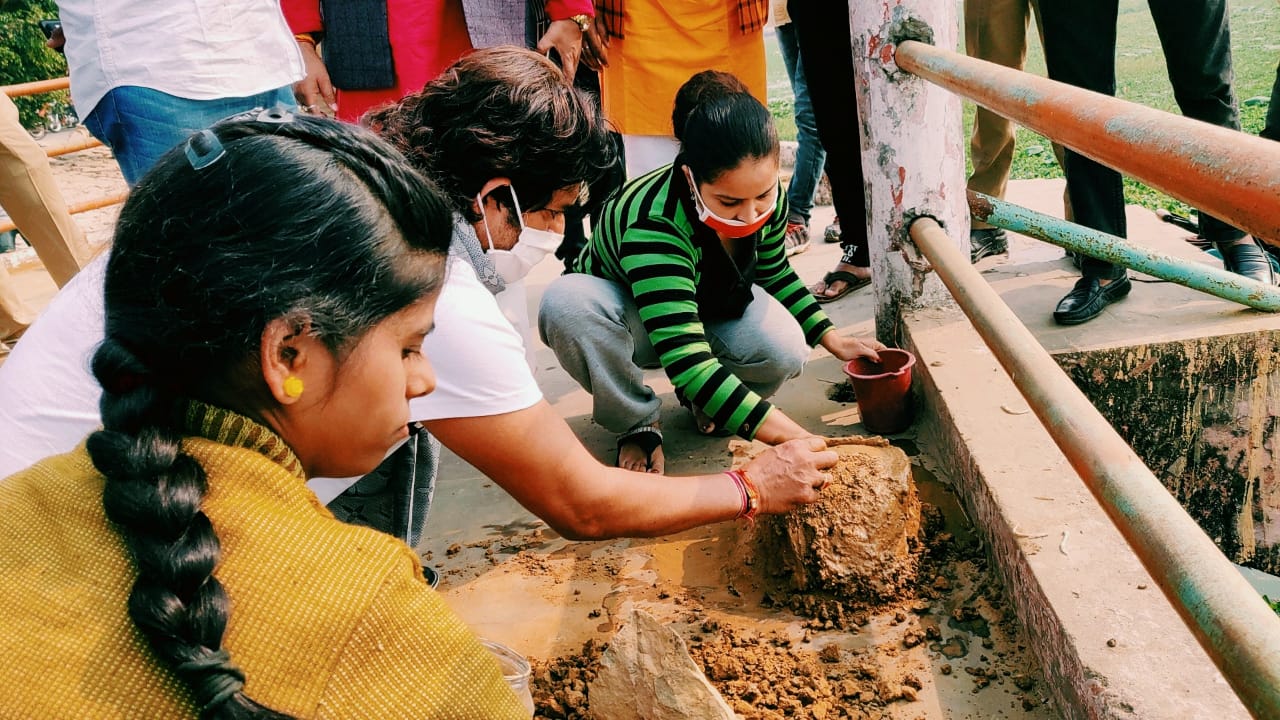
[850,0,968,343]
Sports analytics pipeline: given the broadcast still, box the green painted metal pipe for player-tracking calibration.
[969,191,1280,312]
[909,216,1280,719]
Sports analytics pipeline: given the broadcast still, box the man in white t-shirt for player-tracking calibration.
[55,0,305,184]
[0,250,539,505]
[0,49,840,544]
[0,241,837,544]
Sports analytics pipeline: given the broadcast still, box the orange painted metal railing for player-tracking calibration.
[44,135,104,158]
[0,193,127,236]
[894,39,1280,243]
[892,38,1280,719]
[1,76,118,236]
[2,76,70,97]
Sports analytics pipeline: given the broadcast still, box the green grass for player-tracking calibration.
[765,1,1278,214]
[764,29,798,142]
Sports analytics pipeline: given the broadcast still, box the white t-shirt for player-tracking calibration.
[0,254,542,489]
[0,253,106,480]
[411,257,542,420]
[58,0,306,118]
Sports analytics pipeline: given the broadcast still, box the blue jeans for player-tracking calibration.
[776,23,826,225]
[84,85,295,186]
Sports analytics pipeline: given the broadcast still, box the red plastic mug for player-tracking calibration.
[843,349,917,434]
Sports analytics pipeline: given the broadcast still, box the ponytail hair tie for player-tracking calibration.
[176,648,247,712]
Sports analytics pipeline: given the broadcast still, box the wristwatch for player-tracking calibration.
[568,13,592,33]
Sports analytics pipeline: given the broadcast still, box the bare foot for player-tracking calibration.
[809,261,871,300]
[617,426,664,474]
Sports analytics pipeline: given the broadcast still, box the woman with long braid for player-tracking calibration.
[0,115,526,718]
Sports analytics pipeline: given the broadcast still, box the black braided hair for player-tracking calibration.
[85,115,453,719]
[365,45,617,223]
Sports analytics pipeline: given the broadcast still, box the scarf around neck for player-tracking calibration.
[449,212,505,296]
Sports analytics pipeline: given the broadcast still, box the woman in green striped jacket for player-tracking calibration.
[539,70,884,474]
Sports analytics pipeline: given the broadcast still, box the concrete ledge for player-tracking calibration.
[904,305,1249,719]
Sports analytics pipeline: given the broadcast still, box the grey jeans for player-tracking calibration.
[538,274,809,434]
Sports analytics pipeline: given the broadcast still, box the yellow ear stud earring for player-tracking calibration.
[283,376,304,399]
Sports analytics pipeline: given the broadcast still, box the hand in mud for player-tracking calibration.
[743,436,838,514]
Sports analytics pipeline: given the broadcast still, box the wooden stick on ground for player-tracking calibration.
[824,436,891,448]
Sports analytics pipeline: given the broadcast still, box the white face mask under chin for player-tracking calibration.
[478,186,564,284]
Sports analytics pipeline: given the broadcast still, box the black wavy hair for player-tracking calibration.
[85,115,453,719]
[366,45,617,222]
[672,69,779,184]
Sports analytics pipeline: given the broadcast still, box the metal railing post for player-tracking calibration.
[0,76,125,248]
[970,191,1280,311]
[909,216,1280,719]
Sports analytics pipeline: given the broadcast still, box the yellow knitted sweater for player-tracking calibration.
[0,403,526,719]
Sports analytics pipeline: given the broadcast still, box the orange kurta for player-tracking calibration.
[601,0,767,137]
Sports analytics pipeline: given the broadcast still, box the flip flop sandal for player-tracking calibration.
[812,270,871,304]
[674,390,734,437]
[616,425,664,470]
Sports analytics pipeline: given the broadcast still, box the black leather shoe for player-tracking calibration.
[1219,239,1276,285]
[970,228,1008,263]
[1053,275,1131,325]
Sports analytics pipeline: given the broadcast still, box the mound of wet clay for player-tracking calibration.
[525,438,1055,719]
[759,438,922,603]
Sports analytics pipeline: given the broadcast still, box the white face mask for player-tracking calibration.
[477,185,564,284]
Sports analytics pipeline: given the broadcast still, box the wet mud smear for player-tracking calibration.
[472,440,1057,719]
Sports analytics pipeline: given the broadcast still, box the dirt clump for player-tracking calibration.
[755,443,922,603]
[523,441,1052,718]
[531,640,605,720]
[689,626,927,719]
[827,380,858,403]
[536,626,929,720]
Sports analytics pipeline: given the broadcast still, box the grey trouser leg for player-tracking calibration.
[539,274,810,434]
[539,274,663,434]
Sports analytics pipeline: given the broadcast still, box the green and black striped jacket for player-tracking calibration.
[573,163,835,439]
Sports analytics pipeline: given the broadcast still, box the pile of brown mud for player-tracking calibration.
[527,440,1052,719]
[753,440,922,603]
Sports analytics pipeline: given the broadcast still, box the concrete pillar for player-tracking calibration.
[849,0,968,342]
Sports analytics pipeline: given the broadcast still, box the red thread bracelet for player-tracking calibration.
[725,470,760,523]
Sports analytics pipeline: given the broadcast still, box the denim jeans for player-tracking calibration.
[776,23,826,225]
[84,85,295,186]
[788,0,869,266]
